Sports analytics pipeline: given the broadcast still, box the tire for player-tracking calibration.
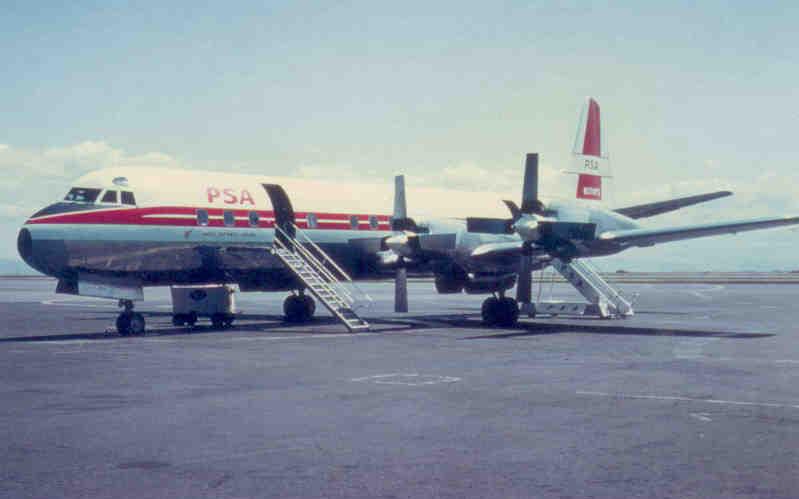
[284,295,308,323]
[130,313,146,335]
[186,312,198,327]
[300,295,315,319]
[116,313,132,336]
[223,315,235,327]
[481,297,500,326]
[211,313,225,329]
[172,314,186,327]
[496,298,519,328]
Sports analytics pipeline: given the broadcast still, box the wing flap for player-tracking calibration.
[614,191,732,219]
[599,215,799,247]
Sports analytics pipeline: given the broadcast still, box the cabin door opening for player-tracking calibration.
[262,184,296,244]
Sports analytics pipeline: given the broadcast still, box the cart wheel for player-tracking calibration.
[211,313,225,329]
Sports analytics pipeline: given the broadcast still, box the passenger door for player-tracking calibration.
[262,184,295,244]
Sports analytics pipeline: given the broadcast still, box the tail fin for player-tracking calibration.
[565,97,612,203]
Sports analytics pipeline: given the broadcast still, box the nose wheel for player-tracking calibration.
[117,299,146,336]
[284,293,316,323]
[481,295,519,327]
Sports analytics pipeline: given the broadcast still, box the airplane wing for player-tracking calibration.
[614,191,732,219]
[598,215,799,248]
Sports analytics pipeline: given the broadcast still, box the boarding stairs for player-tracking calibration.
[272,224,371,332]
[539,258,634,319]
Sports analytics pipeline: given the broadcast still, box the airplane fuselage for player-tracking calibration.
[18,166,647,295]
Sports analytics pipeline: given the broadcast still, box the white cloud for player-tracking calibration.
[0,141,185,259]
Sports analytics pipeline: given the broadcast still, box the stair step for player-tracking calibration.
[274,230,370,331]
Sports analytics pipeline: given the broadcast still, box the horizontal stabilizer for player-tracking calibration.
[599,215,799,248]
[614,191,733,219]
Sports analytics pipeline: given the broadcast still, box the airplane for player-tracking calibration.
[17,97,799,334]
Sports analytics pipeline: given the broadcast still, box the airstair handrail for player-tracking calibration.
[287,223,373,305]
[272,227,356,304]
[289,223,354,283]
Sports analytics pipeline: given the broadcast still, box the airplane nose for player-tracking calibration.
[17,228,33,264]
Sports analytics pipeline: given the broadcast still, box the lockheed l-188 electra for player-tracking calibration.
[18,98,799,334]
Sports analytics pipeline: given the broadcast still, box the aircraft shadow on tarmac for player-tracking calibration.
[460,320,775,340]
[0,309,773,344]
[0,312,423,343]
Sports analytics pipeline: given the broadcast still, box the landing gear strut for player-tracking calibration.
[283,291,316,323]
[481,293,519,327]
[116,299,145,336]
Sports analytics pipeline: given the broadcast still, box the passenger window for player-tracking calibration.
[369,215,379,230]
[101,190,118,204]
[349,215,359,230]
[307,213,318,229]
[248,211,260,227]
[223,210,235,227]
[197,209,209,226]
[64,187,101,203]
[121,191,136,205]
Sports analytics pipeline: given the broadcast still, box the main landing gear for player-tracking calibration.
[481,293,520,328]
[116,299,145,336]
[283,291,316,323]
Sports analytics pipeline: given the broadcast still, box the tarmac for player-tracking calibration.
[1,276,799,498]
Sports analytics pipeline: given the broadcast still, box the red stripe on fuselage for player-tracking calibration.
[26,206,392,230]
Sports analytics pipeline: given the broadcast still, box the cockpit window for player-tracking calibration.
[121,191,136,205]
[101,190,118,203]
[64,188,101,203]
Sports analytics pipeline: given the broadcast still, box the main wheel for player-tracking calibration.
[481,297,500,326]
[116,313,132,336]
[284,295,306,323]
[172,314,186,327]
[496,298,519,327]
[300,295,315,319]
[129,312,146,335]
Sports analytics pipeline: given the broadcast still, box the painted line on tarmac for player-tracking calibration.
[687,285,725,300]
[351,373,461,385]
[577,390,799,410]
[145,333,361,343]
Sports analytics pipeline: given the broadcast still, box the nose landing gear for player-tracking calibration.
[116,299,145,336]
[481,293,520,327]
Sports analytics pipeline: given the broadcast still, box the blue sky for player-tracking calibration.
[1,1,798,270]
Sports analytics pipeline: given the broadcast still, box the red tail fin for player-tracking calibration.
[567,97,611,203]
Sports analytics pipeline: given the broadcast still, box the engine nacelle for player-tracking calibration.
[463,274,516,295]
[434,274,464,294]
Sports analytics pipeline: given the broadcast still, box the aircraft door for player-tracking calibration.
[262,184,296,244]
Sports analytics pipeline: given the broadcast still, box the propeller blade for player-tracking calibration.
[394,265,408,313]
[391,174,417,231]
[393,175,407,220]
[520,153,541,214]
[503,200,521,220]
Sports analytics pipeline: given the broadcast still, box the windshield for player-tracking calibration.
[63,187,102,203]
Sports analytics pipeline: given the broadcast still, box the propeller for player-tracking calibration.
[387,175,410,313]
[514,153,542,314]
